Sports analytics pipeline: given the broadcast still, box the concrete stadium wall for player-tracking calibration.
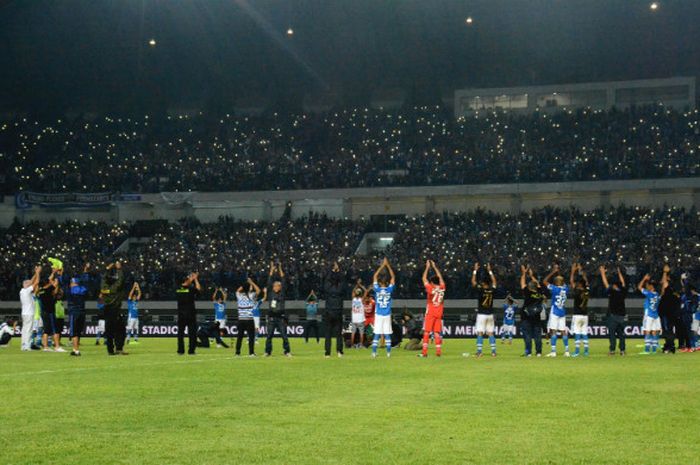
[3,177,699,227]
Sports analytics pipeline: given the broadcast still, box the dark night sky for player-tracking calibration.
[0,0,698,112]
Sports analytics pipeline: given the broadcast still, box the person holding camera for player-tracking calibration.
[177,272,201,355]
[520,265,545,357]
[101,261,127,356]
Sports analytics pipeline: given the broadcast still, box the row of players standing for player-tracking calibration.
[192,259,630,358]
[17,260,143,356]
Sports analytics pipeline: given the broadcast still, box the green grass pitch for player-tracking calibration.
[1,338,697,465]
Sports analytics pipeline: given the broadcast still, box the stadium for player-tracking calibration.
[1,1,699,464]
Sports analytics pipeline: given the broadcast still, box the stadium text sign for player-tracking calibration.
[37,323,650,338]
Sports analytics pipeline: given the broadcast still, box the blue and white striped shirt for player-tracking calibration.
[236,292,257,320]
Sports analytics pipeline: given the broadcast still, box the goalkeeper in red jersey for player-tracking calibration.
[419,260,446,357]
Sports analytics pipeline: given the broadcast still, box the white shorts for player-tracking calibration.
[215,318,227,330]
[501,324,516,335]
[692,319,700,335]
[642,316,661,332]
[571,315,589,335]
[33,317,43,331]
[126,318,139,332]
[475,314,495,334]
[97,320,105,333]
[547,314,567,332]
[253,316,260,330]
[374,314,392,335]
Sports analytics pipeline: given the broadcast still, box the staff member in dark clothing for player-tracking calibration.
[600,265,628,355]
[323,262,345,358]
[196,321,229,348]
[38,270,63,352]
[101,261,127,356]
[679,276,697,352]
[265,262,292,357]
[177,272,201,355]
[519,265,545,357]
[67,270,89,357]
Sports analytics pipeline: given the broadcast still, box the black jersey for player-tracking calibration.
[573,287,590,315]
[476,286,494,314]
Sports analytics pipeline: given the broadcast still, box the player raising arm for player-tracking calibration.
[372,257,396,358]
[126,282,142,345]
[543,264,570,357]
[569,264,590,357]
[637,267,666,354]
[212,287,228,339]
[470,262,497,357]
[419,260,445,358]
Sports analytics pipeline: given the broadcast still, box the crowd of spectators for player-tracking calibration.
[1,104,699,193]
[1,206,698,301]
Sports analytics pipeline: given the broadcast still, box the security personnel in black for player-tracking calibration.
[519,265,545,356]
[599,265,627,355]
[177,272,201,355]
[323,262,346,357]
[101,261,127,355]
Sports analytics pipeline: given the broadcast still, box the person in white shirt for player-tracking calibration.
[19,266,41,351]
[350,280,367,348]
[0,319,17,347]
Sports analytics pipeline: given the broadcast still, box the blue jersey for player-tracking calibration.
[252,299,262,318]
[373,283,395,316]
[642,289,660,319]
[547,284,569,317]
[127,299,139,319]
[503,304,516,325]
[96,301,105,318]
[214,302,226,320]
[306,302,318,318]
[681,293,698,317]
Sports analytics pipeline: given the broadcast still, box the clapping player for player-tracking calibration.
[419,260,445,358]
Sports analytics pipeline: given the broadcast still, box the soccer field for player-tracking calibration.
[2,338,697,465]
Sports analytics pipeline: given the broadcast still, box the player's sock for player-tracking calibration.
[372,334,379,355]
[385,335,392,355]
[652,334,659,353]
[574,334,581,354]
[583,335,589,354]
[421,331,429,356]
[476,335,483,354]
[563,335,569,352]
[435,334,442,356]
[550,334,558,353]
[488,335,496,354]
[644,335,651,352]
